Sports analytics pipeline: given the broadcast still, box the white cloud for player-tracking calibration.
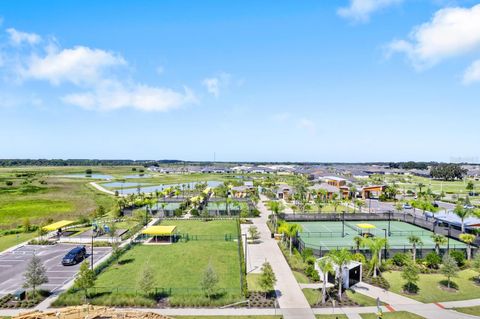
[338,0,403,23]
[61,80,196,112]
[386,4,480,68]
[297,118,316,134]
[6,28,41,46]
[463,60,480,84]
[22,45,126,85]
[202,72,231,97]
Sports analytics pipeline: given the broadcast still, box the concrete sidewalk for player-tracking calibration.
[351,282,421,305]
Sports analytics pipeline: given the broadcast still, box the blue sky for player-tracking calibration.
[1,0,480,162]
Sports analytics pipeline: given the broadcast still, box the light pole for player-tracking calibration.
[382,228,387,261]
[91,234,94,270]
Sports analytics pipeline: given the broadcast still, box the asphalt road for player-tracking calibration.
[0,244,110,296]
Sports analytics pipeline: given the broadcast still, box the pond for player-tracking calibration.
[101,182,148,188]
[123,174,151,179]
[113,180,222,195]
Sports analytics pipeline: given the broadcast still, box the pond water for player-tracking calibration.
[60,174,113,180]
[102,182,147,188]
[113,180,222,195]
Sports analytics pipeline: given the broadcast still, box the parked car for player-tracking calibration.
[403,203,413,209]
[62,246,86,266]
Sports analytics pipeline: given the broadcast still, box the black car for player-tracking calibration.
[62,246,86,266]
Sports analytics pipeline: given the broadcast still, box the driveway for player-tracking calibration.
[0,244,110,296]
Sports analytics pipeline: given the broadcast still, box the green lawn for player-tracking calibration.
[160,219,238,236]
[303,288,321,306]
[361,312,424,319]
[0,232,37,252]
[316,315,348,319]
[454,306,480,316]
[383,270,480,303]
[346,290,380,307]
[293,271,310,284]
[56,220,242,307]
[247,273,261,292]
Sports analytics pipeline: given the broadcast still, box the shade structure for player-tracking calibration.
[356,223,376,229]
[141,225,177,236]
[43,220,75,231]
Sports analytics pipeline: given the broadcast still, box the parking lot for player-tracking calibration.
[0,244,111,296]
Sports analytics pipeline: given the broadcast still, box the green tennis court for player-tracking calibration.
[297,221,467,251]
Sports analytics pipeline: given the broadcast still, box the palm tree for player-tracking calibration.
[408,235,423,263]
[332,200,340,212]
[279,223,302,256]
[317,257,334,305]
[361,237,387,278]
[327,249,352,301]
[355,200,365,213]
[459,233,476,261]
[454,204,471,233]
[314,196,324,213]
[267,201,284,232]
[417,183,425,196]
[353,236,362,254]
[431,234,447,255]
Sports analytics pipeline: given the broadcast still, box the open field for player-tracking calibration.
[0,231,37,252]
[55,219,242,307]
[383,269,480,303]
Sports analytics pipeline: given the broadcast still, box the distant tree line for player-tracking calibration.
[388,161,434,170]
[430,164,467,181]
[0,159,181,167]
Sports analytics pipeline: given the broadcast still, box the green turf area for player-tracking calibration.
[361,312,424,319]
[316,315,348,319]
[293,271,310,284]
[297,221,466,251]
[0,231,38,252]
[383,270,480,303]
[454,306,480,316]
[56,220,242,307]
[247,273,261,291]
[303,288,321,306]
[345,290,380,307]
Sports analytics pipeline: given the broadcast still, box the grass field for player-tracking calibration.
[454,306,480,316]
[360,312,424,319]
[383,270,480,303]
[316,315,348,319]
[0,231,37,252]
[56,219,242,307]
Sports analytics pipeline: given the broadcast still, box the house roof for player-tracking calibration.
[323,176,346,182]
[308,183,339,193]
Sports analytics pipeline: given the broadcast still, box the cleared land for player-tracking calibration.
[383,269,480,303]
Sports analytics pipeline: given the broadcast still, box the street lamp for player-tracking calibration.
[91,234,94,270]
[382,228,387,261]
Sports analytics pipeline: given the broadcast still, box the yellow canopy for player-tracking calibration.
[43,220,75,231]
[356,223,376,229]
[141,225,177,236]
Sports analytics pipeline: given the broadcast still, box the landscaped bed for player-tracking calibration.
[54,219,244,307]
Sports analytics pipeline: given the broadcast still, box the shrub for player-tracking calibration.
[392,253,410,267]
[352,253,366,264]
[5,181,13,186]
[424,252,441,269]
[304,264,320,282]
[449,250,466,267]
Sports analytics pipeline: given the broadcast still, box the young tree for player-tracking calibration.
[353,236,362,254]
[259,262,277,298]
[278,223,302,256]
[23,218,31,232]
[441,254,459,289]
[431,234,447,255]
[466,181,475,194]
[408,235,423,263]
[201,264,219,299]
[248,225,260,241]
[23,254,48,300]
[266,201,284,232]
[138,264,154,295]
[401,260,419,294]
[328,249,352,301]
[75,261,96,302]
[317,257,333,304]
[459,234,476,261]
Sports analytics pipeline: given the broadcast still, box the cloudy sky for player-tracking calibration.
[1,0,479,162]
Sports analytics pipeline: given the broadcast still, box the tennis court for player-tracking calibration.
[298,220,467,252]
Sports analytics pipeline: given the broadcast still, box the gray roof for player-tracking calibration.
[308,183,340,193]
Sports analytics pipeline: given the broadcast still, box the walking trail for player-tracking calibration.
[241,195,315,319]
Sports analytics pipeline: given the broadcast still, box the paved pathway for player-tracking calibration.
[240,195,315,319]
